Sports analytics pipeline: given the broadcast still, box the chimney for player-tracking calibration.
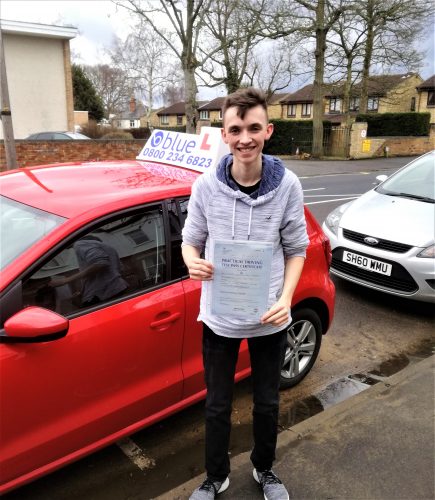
[129,97,136,113]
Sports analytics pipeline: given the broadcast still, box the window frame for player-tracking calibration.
[199,110,210,120]
[349,97,360,111]
[367,97,379,111]
[160,115,169,125]
[427,90,435,107]
[287,104,296,117]
[176,114,183,125]
[328,97,342,113]
[301,103,312,117]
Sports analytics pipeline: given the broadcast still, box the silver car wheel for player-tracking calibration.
[281,319,317,380]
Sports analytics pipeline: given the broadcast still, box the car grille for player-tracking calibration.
[342,229,413,253]
[331,248,418,293]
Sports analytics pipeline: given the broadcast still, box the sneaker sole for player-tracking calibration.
[252,469,289,500]
[217,476,230,494]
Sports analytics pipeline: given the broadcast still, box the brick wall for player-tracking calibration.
[0,140,147,170]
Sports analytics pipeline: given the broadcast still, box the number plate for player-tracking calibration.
[342,251,392,276]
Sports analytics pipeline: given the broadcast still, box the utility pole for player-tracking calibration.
[0,26,18,170]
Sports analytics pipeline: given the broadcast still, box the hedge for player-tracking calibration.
[355,112,430,137]
[212,119,331,155]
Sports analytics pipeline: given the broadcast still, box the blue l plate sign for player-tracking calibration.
[137,126,230,173]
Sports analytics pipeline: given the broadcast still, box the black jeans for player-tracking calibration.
[202,323,288,481]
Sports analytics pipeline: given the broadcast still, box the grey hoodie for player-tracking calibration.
[182,154,309,338]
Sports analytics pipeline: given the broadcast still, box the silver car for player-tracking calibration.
[323,151,435,302]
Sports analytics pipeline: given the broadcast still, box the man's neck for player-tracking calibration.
[231,158,262,186]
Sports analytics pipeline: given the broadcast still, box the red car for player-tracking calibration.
[0,160,335,494]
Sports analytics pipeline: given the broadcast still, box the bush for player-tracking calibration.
[101,131,134,140]
[128,127,151,139]
[264,120,332,155]
[356,112,430,137]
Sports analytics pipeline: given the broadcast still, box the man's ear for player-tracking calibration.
[266,123,274,140]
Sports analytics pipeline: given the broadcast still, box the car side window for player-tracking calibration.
[53,133,69,140]
[21,206,166,316]
[37,133,53,140]
[168,198,189,280]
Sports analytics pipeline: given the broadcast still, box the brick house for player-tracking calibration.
[280,73,423,124]
[0,19,77,139]
[416,75,435,124]
[113,97,147,129]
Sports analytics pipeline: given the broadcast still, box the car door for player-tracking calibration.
[0,203,186,488]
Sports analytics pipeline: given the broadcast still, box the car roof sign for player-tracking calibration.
[136,126,230,173]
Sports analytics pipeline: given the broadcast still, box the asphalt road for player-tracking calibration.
[5,156,434,500]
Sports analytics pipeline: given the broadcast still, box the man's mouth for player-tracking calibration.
[237,145,256,153]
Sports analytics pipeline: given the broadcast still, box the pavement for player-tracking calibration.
[156,355,434,500]
[280,156,418,178]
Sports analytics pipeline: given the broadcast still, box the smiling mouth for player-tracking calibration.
[237,146,256,152]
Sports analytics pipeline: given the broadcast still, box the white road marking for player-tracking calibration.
[303,188,326,192]
[117,437,156,471]
[305,196,359,205]
[304,194,362,197]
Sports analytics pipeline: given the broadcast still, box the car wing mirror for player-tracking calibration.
[0,307,69,343]
[375,174,388,185]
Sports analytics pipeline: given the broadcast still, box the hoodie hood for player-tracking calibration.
[215,154,285,204]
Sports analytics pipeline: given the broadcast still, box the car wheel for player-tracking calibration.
[280,308,322,389]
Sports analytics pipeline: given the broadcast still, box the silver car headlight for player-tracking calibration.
[324,202,352,236]
[417,244,435,258]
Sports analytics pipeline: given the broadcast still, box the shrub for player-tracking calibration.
[128,127,151,139]
[101,131,134,140]
[356,112,430,137]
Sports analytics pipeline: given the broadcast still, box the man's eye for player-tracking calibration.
[229,129,239,134]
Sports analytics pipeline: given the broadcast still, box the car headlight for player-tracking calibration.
[417,244,435,258]
[324,202,352,236]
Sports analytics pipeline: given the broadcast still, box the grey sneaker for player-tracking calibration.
[253,469,289,500]
[189,476,229,500]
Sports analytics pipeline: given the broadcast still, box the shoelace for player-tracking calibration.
[199,478,220,494]
[260,470,282,486]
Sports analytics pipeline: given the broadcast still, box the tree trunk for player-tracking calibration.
[343,57,353,126]
[360,0,374,113]
[184,0,198,134]
[312,0,326,158]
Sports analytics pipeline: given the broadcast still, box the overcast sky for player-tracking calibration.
[2,0,434,87]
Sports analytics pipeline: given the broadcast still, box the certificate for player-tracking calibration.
[209,239,273,319]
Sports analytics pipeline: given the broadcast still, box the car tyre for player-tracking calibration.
[280,308,322,389]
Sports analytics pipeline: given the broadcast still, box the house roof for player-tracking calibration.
[198,97,225,111]
[268,93,292,104]
[281,84,315,104]
[282,73,421,103]
[116,103,147,120]
[417,75,435,90]
[0,19,78,39]
[157,101,208,115]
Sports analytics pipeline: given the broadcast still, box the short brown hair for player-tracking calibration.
[222,87,268,122]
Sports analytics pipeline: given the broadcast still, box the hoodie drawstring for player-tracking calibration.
[231,198,253,241]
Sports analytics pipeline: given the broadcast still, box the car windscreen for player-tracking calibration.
[376,153,435,202]
[0,196,66,271]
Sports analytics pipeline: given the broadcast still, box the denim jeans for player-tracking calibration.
[202,323,288,481]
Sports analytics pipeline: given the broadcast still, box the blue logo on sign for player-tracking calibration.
[151,131,164,147]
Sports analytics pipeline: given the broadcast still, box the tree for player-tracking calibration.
[110,26,181,125]
[72,64,104,122]
[354,0,427,113]
[198,0,268,93]
[84,64,132,118]
[161,84,185,105]
[116,0,212,133]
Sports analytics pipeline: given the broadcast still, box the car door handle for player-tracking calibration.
[150,312,181,329]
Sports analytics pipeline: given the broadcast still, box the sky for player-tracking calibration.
[1,0,434,97]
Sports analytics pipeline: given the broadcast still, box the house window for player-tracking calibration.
[160,115,169,125]
[301,103,312,117]
[367,97,379,111]
[349,97,360,111]
[176,115,183,125]
[117,121,122,128]
[129,120,135,128]
[219,109,223,120]
[410,97,416,112]
[287,104,296,117]
[199,110,210,120]
[427,91,435,106]
[329,97,342,113]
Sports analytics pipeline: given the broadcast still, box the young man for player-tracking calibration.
[182,88,309,500]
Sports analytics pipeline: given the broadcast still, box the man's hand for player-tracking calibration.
[186,257,214,281]
[260,297,290,327]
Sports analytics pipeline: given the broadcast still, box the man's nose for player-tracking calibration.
[239,129,251,143]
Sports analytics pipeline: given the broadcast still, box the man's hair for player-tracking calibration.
[222,87,268,122]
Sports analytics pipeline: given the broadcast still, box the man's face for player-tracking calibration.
[221,105,273,166]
